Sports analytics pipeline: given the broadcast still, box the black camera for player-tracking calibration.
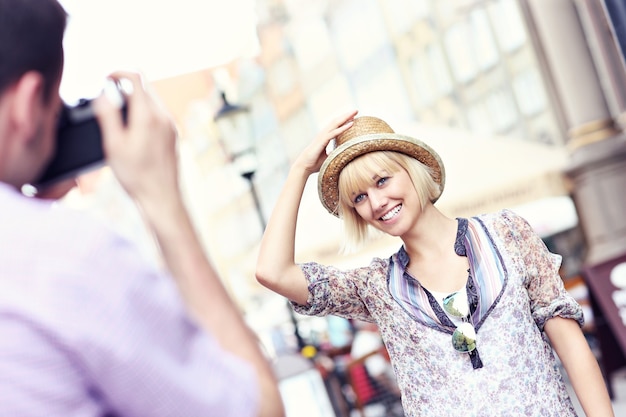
[32,84,127,191]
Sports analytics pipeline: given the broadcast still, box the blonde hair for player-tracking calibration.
[337,151,441,252]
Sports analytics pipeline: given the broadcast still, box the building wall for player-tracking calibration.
[63,1,586,340]
[130,0,573,309]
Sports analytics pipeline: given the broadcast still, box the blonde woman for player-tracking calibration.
[256,111,613,416]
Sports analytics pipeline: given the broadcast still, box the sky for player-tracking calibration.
[59,0,259,103]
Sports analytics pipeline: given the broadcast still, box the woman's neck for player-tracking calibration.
[401,204,457,260]
[401,205,468,293]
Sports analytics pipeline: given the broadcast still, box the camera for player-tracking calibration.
[31,82,127,191]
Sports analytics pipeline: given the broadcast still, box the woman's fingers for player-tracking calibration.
[295,110,358,174]
[324,109,358,131]
[321,109,358,142]
[313,109,357,151]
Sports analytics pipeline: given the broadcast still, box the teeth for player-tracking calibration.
[381,205,401,221]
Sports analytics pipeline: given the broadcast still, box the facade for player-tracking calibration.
[161,0,576,350]
[62,0,626,361]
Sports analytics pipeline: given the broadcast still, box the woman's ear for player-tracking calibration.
[9,71,45,141]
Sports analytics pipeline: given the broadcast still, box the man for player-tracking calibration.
[0,1,285,416]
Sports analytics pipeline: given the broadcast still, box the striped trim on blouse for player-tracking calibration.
[388,217,506,332]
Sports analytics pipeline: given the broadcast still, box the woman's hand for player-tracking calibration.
[256,110,357,306]
[293,110,357,175]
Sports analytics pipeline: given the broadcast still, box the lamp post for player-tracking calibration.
[213,92,265,229]
[214,91,306,351]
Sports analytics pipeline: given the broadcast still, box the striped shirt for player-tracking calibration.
[389,218,505,331]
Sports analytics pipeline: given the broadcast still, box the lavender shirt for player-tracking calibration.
[0,183,259,417]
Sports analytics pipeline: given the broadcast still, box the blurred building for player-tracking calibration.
[206,0,567,261]
[192,0,626,368]
[62,0,626,364]
[153,0,581,351]
[261,0,560,138]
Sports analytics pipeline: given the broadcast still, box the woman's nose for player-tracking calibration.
[369,189,388,211]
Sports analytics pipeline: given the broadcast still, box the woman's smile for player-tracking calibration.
[380,204,402,221]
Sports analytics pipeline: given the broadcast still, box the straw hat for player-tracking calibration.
[318,116,445,217]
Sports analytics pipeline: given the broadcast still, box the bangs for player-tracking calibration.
[335,150,440,252]
[338,152,402,206]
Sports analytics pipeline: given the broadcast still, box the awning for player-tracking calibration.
[402,122,571,220]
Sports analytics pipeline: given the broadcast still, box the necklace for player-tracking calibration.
[423,270,483,369]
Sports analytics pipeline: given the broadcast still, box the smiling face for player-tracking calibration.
[349,162,420,237]
[337,151,441,248]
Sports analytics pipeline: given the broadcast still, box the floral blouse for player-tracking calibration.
[294,209,583,416]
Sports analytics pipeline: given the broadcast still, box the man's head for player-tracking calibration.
[0,0,67,187]
[0,0,67,100]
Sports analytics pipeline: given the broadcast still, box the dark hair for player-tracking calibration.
[0,0,67,102]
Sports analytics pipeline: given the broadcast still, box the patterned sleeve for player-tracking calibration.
[292,259,386,321]
[503,209,584,331]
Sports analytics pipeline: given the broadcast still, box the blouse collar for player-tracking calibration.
[396,218,469,267]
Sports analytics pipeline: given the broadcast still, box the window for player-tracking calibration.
[469,8,498,71]
[427,44,454,95]
[383,0,432,36]
[489,0,526,52]
[485,89,517,132]
[332,0,388,72]
[513,69,547,116]
[288,18,333,72]
[444,21,478,83]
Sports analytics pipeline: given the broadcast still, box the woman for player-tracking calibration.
[256,111,614,416]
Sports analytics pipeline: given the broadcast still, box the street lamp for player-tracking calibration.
[214,91,306,351]
[214,92,265,230]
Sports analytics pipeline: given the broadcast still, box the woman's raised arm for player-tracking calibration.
[255,110,357,305]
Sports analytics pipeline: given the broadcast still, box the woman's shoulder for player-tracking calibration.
[470,211,551,274]
[369,256,392,267]
[472,209,531,233]
[464,209,538,255]
[340,256,391,277]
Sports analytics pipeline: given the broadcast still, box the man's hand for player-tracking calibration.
[93,71,285,417]
[93,71,179,212]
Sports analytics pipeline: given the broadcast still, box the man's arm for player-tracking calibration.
[94,71,284,417]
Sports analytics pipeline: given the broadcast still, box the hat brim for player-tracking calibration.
[317,133,445,217]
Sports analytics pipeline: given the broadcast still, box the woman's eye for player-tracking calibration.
[377,177,388,186]
[353,194,365,204]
